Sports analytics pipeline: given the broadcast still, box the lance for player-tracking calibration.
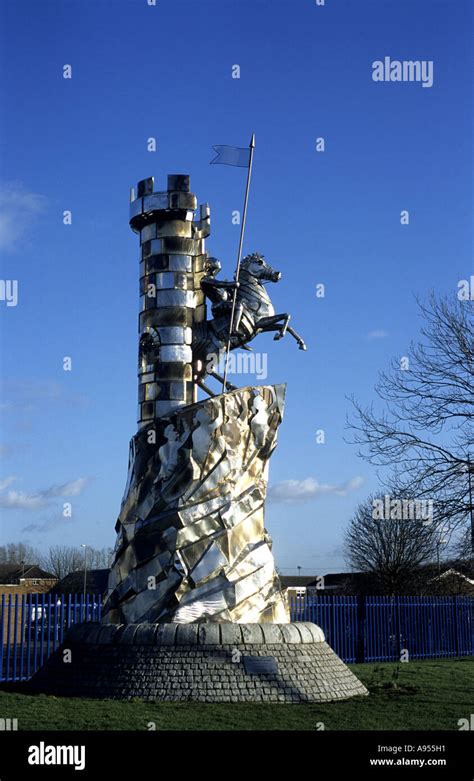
[222,132,256,391]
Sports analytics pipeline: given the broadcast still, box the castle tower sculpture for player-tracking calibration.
[130,174,209,423]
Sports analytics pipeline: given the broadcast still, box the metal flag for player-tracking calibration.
[209,135,256,391]
[210,144,251,167]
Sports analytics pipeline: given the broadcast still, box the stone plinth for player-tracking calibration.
[28,621,368,703]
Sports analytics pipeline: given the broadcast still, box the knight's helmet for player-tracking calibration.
[204,256,222,276]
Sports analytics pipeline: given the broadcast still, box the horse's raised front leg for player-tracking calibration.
[256,314,307,351]
[256,314,289,340]
[272,313,290,341]
[287,325,307,351]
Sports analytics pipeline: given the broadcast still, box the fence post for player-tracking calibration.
[356,595,366,663]
[5,595,12,681]
[0,594,4,681]
[26,594,32,678]
[12,594,19,681]
[19,594,26,680]
[453,596,459,657]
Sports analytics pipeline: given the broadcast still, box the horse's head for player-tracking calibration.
[240,253,281,282]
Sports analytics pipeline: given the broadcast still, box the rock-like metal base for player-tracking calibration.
[28,622,368,703]
[104,385,289,625]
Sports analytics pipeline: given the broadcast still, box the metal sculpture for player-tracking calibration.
[102,173,306,625]
[193,252,307,392]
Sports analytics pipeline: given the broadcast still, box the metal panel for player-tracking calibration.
[145,255,169,273]
[155,399,187,417]
[168,174,190,192]
[177,192,197,210]
[140,402,154,420]
[243,656,279,675]
[156,221,192,238]
[157,326,187,344]
[167,254,192,272]
[159,344,192,363]
[149,238,164,256]
[141,224,157,243]
[154,272,177,290]
[190,542,228,585]
[169,381,186,400]
[129,198,143,219]
[144,382,160,401]
[155,289,188,307]
[143,193,168,212]
[137,177,154,197]
[163,237,199,255]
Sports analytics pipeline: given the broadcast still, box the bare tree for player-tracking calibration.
[0,542,42,567]
[348,295,474,544]
[39,545,112,579]
[86,547,113,569]
[0,542,112,579]
[450,527,472,564]
[344,494,438,594]
[40,546,84,580]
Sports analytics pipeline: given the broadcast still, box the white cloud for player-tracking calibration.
[0,475,16,491]
[49,478,87,497]
[0,476,88,510]
[367,330,389,340]
[267,475,364,503]
[22,514,68,534]
[0,491,46,510]
[0,181,48,251]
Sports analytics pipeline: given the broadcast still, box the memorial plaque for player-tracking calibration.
[243,655,279,675]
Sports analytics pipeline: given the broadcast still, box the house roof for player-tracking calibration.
[280,572,364,588]
[322,572,365,587]
[429,568,474,585]
[279,576,319,588]
[0,564,56,583]
[53,569,110,595]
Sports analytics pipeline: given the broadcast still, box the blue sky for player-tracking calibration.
[0,0,472,575]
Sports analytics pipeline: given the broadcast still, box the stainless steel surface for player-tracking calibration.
[129,197,143,219]
[159,344,193,363]
[143,192,168,212]
[107,174,297,626]
[167,255,192,272]
[104,385,289,625]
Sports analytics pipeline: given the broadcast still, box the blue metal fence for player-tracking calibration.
[292,594,360,661]
[0,593,101,682]
[290,594,474,663]
[0,593,472,681]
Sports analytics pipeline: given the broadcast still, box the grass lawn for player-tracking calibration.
[0,658,472,731]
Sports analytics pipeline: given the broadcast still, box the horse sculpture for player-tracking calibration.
[193,252,306,392]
